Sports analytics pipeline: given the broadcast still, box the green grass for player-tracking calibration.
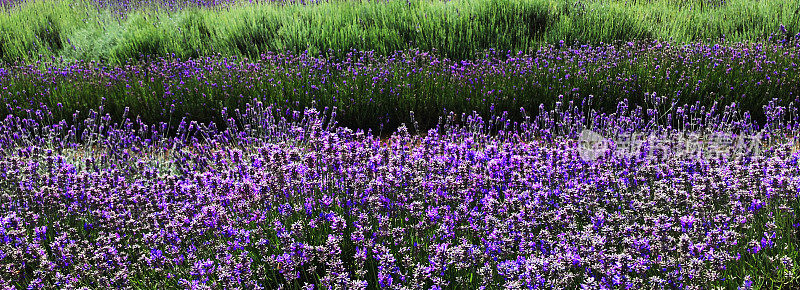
[0,0,798,64]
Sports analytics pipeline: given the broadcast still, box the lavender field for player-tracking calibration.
[0,97,798,289]
[1,0,800,289]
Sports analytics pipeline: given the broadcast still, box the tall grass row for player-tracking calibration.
[0,0,799,64]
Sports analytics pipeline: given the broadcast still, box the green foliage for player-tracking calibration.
[0,27,6,61]
[174,9,216,59]
[1,0,798,64]
[34,15,64,53]
[110,14,165,62]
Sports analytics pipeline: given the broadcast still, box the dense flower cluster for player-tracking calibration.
[0,97,797,289]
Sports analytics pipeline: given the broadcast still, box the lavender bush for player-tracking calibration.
[0,96,797,289]
[2,40,800,133]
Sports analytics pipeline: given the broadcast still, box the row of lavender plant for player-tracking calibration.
[3,39,800,133]
[0,94,798,288]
